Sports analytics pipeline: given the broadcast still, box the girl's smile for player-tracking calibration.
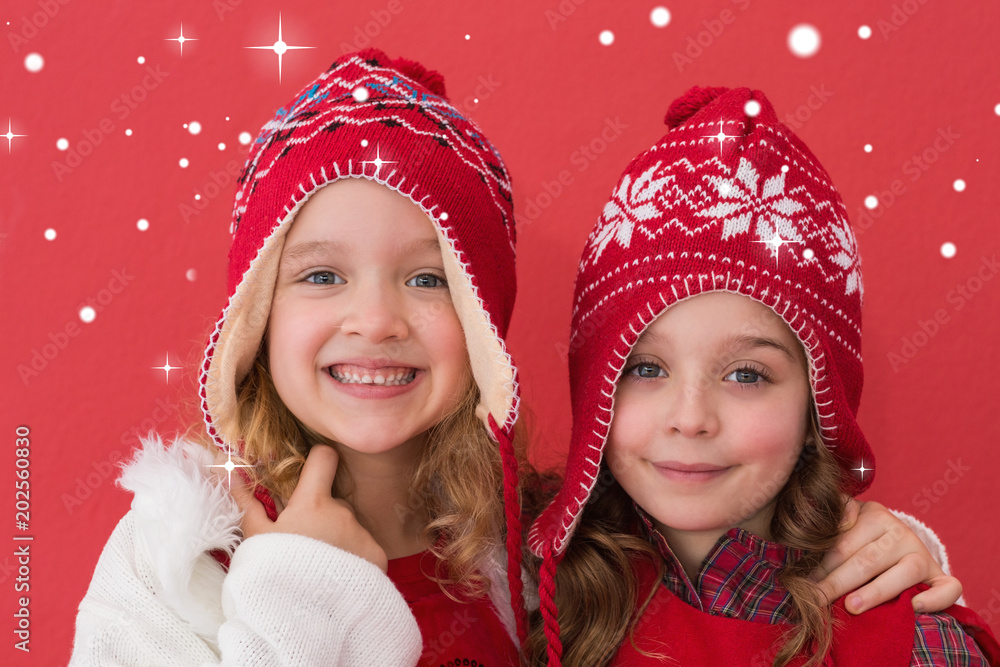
[324,358,422,398]
[651,461,733,484]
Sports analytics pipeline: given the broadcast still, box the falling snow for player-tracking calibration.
[651,7,671,28]
[44,228,57,241]
[941,242,957,258]
[953,179,966,192]
[137,218,149,231]
[188,121,202,135]
[858,25,872,39]
[599,30,614,45]
[24,53,44,72]
[744,100,761,117]
[788,24,821,57]
[864,195,878,209]
[80,306,96,323]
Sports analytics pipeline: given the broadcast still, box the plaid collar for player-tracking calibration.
[634,504,802,621]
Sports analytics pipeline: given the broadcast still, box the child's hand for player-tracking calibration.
[812,499,962,614]
[230,444,389,573]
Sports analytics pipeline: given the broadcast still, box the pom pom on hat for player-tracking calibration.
[389,56,448,99]
[664,85,730,128]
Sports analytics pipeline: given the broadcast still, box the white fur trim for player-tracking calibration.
[889,509,965,606]
[117,435,243,640]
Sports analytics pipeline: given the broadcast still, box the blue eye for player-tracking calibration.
[626,362,665,379]
[724,365,771,387]
[305,271,344,285]
[407,273,447,288]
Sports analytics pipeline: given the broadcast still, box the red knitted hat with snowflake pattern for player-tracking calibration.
[530,85,873,563]
[198,49,528,645]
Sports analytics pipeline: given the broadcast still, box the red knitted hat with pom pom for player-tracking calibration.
[199,49,529,646]
[529,86,872,665]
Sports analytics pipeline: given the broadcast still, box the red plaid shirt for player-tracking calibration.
[636,508,988,665]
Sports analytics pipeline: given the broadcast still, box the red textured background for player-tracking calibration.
[1,0,998,663]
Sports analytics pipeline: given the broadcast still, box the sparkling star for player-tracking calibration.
[205,448,255,489]
[245,13,315,83]
[702,120,739,157]
[852,460,871,480]
[166,24,198,56]
[4,119,26,153]
[754,232,802,266]
[152,353,182,382]
[362,145,397,178]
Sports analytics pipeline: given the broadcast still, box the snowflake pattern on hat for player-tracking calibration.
[587,161,672,264]
[584,154,863,298]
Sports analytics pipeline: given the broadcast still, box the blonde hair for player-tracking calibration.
[525,410,848,667]
[199,344,519,600]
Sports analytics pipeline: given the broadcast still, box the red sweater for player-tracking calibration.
[388,550,519,666]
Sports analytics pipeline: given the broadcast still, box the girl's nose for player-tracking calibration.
[663,381,720,439]
[339,284,409,343]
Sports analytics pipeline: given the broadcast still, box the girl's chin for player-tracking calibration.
[645,505,742,533]
[316,430,425,455]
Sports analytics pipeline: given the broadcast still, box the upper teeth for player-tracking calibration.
[329,366,416,386]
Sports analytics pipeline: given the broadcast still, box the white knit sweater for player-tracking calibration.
[70,436,424,666]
